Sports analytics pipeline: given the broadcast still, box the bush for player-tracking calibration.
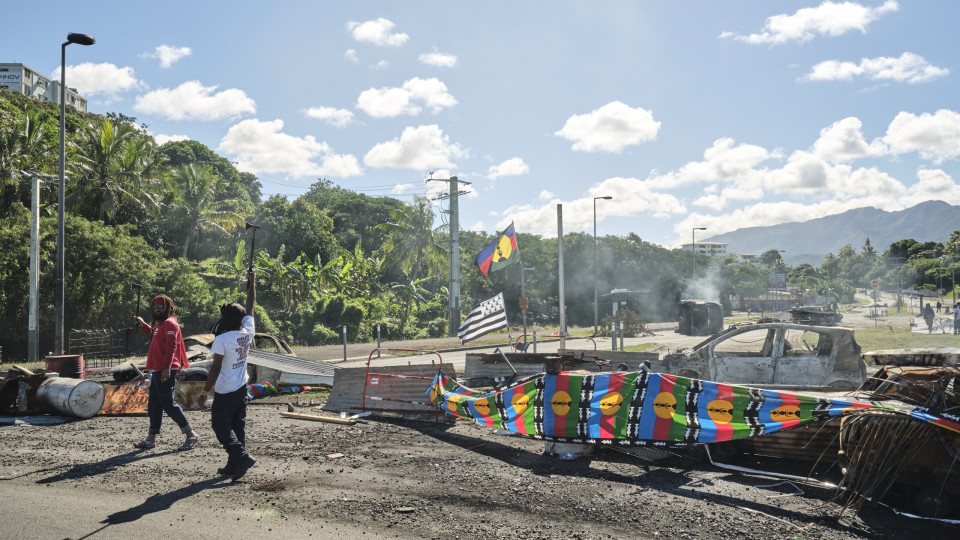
[310,324,339,345]
[599,308,646,338]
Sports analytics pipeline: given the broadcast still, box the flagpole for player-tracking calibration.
[557,204,566,350]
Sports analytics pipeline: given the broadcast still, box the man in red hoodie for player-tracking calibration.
[133,294,200,450]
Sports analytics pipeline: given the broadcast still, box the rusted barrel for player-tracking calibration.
[44,354,85,379]
[36,377,105,418]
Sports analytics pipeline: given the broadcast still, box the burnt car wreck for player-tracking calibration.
[663,322,866,388]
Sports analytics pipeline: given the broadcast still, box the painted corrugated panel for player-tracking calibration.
[322,363,456,417]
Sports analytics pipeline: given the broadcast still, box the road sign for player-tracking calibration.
[871,280,879,288]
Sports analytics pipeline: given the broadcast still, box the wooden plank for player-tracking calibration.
[279,411,356,424]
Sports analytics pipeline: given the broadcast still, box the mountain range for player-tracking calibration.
[702,201,959,265]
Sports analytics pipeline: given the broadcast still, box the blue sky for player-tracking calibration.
[5,1,960,249]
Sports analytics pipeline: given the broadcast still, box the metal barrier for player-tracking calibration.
[361,348,444,414]
[68,329,127,368]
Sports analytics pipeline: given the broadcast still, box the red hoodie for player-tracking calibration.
[141,317,190,371]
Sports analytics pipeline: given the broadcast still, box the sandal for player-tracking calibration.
[177,436,199,451]
[134,440,155,449]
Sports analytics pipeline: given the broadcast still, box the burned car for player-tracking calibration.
[663,322,866,388]
[677,300,724,336]
[112,332,295,382]
[182,333,295,360]
[788,306,842,326]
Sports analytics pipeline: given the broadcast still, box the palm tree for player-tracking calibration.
[70,118,141,221]
[0,109,55,207]
[163,164,243,258]
[376,196,447,282]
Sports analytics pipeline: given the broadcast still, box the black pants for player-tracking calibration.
[211,386,250,466]
[147,370,191,435]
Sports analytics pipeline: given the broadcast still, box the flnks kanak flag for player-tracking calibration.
[458,293,509,344]
[475,222,518,277]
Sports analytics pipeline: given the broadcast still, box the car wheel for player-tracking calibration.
[179,367,208,381]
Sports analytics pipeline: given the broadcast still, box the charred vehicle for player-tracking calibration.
[677,300,724,336]
[788,307,842,326]
[112,332,296,382]
[663,322,866,388]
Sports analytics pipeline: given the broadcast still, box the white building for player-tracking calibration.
[680,241,728,256]
[0,63,88,113]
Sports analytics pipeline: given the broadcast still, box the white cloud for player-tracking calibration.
[218,119,361,178]
[804,52,948,84]
[811,117,886,162]
[371,60,389,70]
[345,49,359,62]
[488,157,530,179]
[722,0,898,45]
[498,177,685,236]
[392,183,416,193]
[356,77,457,118]
[140,45,192,68]
[883,109,960,163]
[347,18,409,47]
[133,81,256,121]
[51,62,143,99]
[303,106,355,128]
[154,133,189,146]
[364,124,467,170]
[539,190,554,201]
[469,221,486,232]
[419,49,457,67]
[646,138,776,190]
[555,101,660,153]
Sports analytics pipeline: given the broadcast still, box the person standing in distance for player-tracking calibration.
[133,294,200,450]
[199,270,256,480]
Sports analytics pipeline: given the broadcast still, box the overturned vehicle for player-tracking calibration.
[663,322,866,388]
[677,300,724,336]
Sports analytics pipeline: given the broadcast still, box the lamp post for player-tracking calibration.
[593,196,612,335]
[56,32,95,355]
[691,227,706,298]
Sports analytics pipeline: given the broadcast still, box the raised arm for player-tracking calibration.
[245,269,256,317]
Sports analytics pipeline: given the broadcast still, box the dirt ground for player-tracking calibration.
[2,294,957,538]
[1,396,957,539]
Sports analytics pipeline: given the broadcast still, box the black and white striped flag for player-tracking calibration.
[458,293,508,344]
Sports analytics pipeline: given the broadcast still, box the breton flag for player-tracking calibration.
[474,222,519,277]
[458,293,509,344]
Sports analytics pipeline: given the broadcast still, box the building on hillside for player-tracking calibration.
[0,63,88,113]
[680,241,728,256]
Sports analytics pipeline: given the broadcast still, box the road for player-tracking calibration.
[293,293,897,372]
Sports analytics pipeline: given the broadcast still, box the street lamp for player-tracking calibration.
[691,227,706,298]
[56,32,95,355]
[593,196,613,335]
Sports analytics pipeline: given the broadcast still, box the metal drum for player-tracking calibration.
[36,377,105,418]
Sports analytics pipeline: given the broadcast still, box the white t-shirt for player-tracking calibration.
[210,315,255,394]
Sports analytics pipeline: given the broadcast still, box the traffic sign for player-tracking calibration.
[871,279,879,288]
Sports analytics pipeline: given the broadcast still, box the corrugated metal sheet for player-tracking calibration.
[322,363,456,419]
[863,348,960,366]
[462,351,660,383]
[745,421,842,462]
[247,350,337,377]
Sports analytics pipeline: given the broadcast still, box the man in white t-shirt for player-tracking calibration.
[199,270,256,481]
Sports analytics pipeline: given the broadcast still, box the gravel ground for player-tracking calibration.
[2,295,956,538]
[1,399,957,539]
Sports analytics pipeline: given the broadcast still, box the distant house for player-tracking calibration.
[0,63,88,113]
[680,241,728,256]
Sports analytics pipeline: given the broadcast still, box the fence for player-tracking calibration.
[68,329,129,368]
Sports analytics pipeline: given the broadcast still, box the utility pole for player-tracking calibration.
[428,175,470,336]
[28,174,41,363]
